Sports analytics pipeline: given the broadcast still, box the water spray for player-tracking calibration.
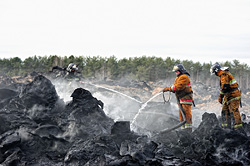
[131,90,187,135]
[54,79,185,134]
[131,92,163,128]
[158,93,186,134]
[84,82,143,104]
[65,79,185,134]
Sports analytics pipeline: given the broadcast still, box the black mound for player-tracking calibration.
[0,89,18,109]
[0,74,250,165]
[0,75,114,165]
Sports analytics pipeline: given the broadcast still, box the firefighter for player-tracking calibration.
[210,64,243,130]
[64,63,80,81]
[163,63,193,132]
[52,63,81,81]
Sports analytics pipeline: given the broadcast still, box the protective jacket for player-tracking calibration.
[217,70,241,104]
[163,73,193,131]
[217,70,242,129]
[163,73,193,104]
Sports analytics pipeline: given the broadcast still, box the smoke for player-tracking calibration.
[91,86,184,134]
[50,79,81,103]
[48,78,184,134]
[191,101,222,128]
[26,104,46,118]
[50,78,143,122]
[214,143,248,165]
[49,77,224,135]
[17,127,31,141]
[61,120,78,141]
[93,91,141,121]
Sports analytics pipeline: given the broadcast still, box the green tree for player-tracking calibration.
[9,57,22,76]
[106,56,118,79]
[193,62,202,82]
[136,65,150,81]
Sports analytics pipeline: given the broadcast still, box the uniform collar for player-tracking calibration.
[216,70,223,77]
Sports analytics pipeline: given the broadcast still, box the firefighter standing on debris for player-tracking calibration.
[163,63,193,132]
[52,63,81,81]
[64,63,80,81]
[210,64,243,130]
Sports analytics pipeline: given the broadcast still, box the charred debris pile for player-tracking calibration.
[0,74,250,165]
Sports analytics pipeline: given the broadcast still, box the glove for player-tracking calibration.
[163,87,171,92]
[218,94,224,104]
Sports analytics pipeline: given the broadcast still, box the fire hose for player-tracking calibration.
[158,92,186,134]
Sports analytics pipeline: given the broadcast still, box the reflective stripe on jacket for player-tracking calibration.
[218,70,241,103]
[172,74,193,105]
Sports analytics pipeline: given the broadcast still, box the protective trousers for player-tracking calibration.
[221,99,243,129]
[179,104,192,131]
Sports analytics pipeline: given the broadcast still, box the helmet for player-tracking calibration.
[172,63,186,73]
[67,63,78,72]
[210,64,221,75]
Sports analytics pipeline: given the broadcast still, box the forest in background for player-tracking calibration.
[0,55,249,91]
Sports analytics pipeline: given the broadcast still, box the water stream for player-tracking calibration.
[87,82,143,104]
[131,92,163,129]
[80,81,172,132]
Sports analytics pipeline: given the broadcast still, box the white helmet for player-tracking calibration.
[67,63,78,72]
[210,64,221,75]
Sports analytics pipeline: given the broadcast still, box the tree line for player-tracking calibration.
[0,55,249,90]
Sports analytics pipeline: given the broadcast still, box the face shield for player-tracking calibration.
[210,68,214,75]
[172,65,179,72]
[71,65,78,71]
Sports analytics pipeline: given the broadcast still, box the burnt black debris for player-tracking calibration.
[0,74,250,165]
[19,75,59,110]
[0,89,18,109]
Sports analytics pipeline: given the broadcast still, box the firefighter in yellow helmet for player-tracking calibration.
[163,63,193,132]
[210,64,243,130]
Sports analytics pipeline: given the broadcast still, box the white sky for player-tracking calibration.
[1,0,250,65]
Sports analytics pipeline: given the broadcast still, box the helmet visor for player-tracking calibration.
[172,65,179,72]
[210,68,215,75]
